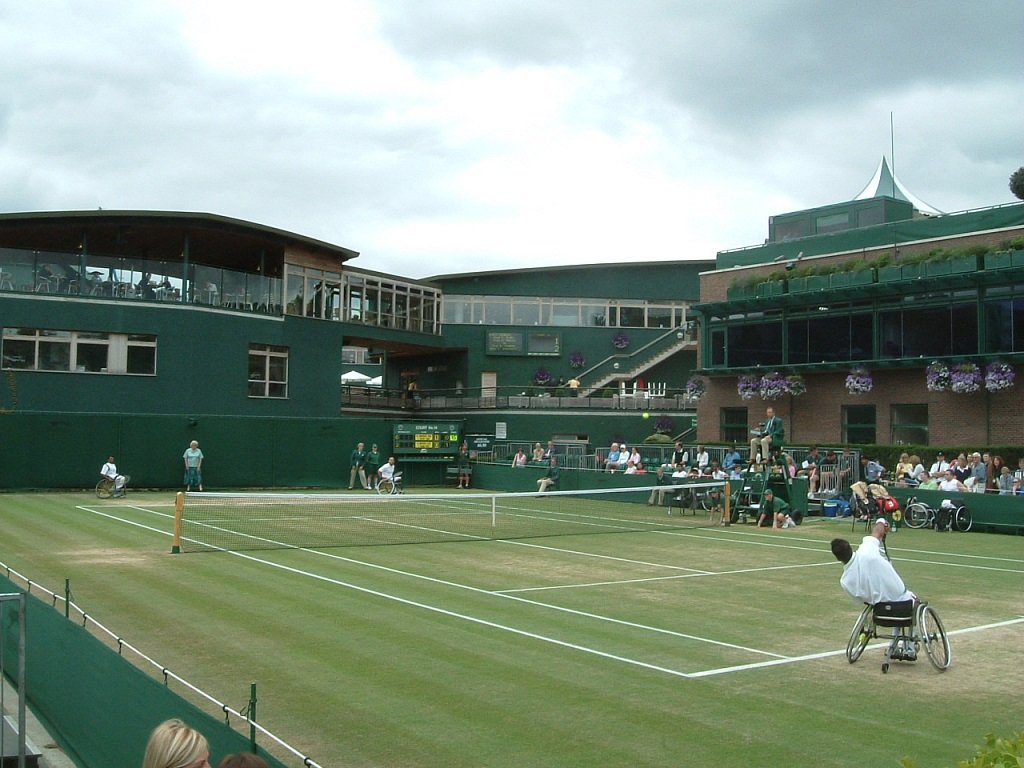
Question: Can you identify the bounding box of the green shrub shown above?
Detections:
[900,731,1024,768]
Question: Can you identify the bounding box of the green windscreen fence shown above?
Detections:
[0,575,289,768]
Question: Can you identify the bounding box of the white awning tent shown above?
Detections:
[367,375,383,387]
[341,370,372,383]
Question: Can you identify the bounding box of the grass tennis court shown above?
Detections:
[4,490,1023,767]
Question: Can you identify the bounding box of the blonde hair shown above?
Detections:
[143,719,209,768]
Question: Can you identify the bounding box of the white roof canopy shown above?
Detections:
[854,156,942,215]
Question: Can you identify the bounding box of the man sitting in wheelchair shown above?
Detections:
[100,455,128,498]
[831,519,917,658]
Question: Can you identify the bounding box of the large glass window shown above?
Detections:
[880,303,978,358]
[248,344,288,398]
[726,322,783,367]
[788,312,874,364]
[984,296,1024,353]
[891,404,928,445]
[843,405,876,444]
[1,328,156,375]
[441,296,687,329]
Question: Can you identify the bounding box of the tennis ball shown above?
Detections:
[642,412,650,419]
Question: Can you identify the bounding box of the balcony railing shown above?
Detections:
[341,383,701,412]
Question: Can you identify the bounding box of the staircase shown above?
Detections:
[579,327,695,397]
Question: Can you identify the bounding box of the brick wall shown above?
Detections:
[696,367,1020,447]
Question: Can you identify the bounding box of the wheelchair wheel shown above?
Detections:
[917,603,951,671]
[846,604,874,663]
[904,502,931,529]
[953,505,973,533]
[376,478,396,495]
[95,478,114,499]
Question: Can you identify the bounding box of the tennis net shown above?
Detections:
[173,482,729,552]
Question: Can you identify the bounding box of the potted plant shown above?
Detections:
[984,361,1015,392]
[684,376,706,401]
[533,367,553,386]
[568,351,586,369]
[612,331,630,350]
[737,374,760,401]
[845,367,873,394]
[925,361,950,392]
[949,363,982,394]
[784,374,806,396]
[758,371,788,400]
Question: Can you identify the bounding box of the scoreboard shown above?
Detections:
[393,422,463,456]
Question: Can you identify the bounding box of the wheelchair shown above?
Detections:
[846,599,951,673]
[375,472,404,495]
[95,474,130,499]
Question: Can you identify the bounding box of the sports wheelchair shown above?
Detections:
[846,599,951,673]
[375,472,404,495]
[95,474,130,499]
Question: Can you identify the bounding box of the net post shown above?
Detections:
[491,495,497,528]
[723,481,731,526]
[172,492,184,553]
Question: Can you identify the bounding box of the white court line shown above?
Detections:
[690,616,1024,678]
[76,502,1024,682]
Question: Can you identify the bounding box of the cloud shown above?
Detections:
[0,0,1021,277]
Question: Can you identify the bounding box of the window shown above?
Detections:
[1,328,156,375]
[984,296,1024,353]
[248,344,288,398]
[720,407,748,444]
[843,405,876,444]
[891,404,928,445]
[726,322,783,367]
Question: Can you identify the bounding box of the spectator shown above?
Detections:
[969,451,988,493]
[606,443,624,472]
[142,719,209,768]
[182,440,204,492]
[798,446,821,495]
[722,444,742,471]
[670,441,688,469]
[537,457,560,493]
[627,445,642,468]
[837,448,856,486]
[541,440,556,461]
[917,471,939,490]
[929,452,950,475]
[997,465,1014,495]
[893,452,915,486]
[532,442,545,462]
[348,441,369,490]
[511,447,528,467]
[907,455,925,486]
[456,443,471,488]
[784,454,798,479]
[623,460,638,475]
[218,754,269,768]
[694,445,709,471]
[566,375,581,393]
[951,454,970,483]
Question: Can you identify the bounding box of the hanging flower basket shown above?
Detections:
[568,351,586,369]
[612,332,630,350]
[784,374,806,396]
[533,367,553,386]
[654,416,675,435]
[925,361,951,392]
[758,371,788,400]
[845,367,873,395]
[737,374,760,400]
[949,363,982,394]
[984,361,1015,392]
[684,376,706,400]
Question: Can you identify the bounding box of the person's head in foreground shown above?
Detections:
[830,538,853,564]
[218,754,270,768]
[143,719,209,768]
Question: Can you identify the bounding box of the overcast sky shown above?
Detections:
[1,1,1021,278]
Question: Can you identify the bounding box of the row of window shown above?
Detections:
[1,328,290,400]
[707,293,1024,368]
[442,296,689,328]
[720,404,923,445]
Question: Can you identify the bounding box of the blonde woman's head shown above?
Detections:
[143,719,209,768]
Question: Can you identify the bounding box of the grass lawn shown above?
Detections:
[2,490,1022,767]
